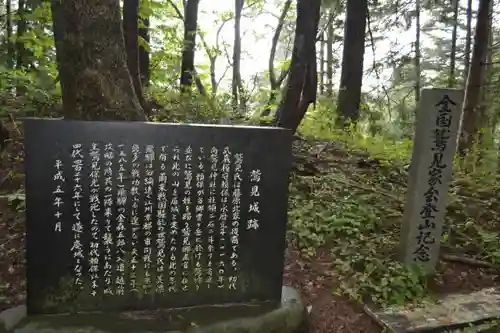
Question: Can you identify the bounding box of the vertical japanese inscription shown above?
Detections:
[247,169,261,230]
[52,159,65,233]
[88,143,100,296]
[71,144,84,288]
[27,119,292,315]
[229,153,243,290]
[412,95,455,263]
[103,144,114,295]
[130,144,141,292]
[218,147,231,289]
[193,147,205,290]
[143,145,155,294]
[206,147,218,287]
[115,145,127,295]
[156,146,168,294]
[168,146,181,292]
[181,147,193,292]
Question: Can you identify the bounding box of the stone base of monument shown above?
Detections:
[1,286,307,333]
[363,287,500,332]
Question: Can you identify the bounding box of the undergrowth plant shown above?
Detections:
[288,100,500,307]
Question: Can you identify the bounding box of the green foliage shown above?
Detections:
[289,98,500,308]
[288,167,428,307]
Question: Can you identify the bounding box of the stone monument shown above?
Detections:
[399,88,464,273]
[0,119,306,333]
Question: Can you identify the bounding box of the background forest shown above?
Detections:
[1,0,500,331]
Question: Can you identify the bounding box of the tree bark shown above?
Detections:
[261,0,292,117]
[448,0,459,88]
[6,0,13,69]
[123,0,146,110]
[180,0,200,92]
[16,0,27,70]
[15,0,28,96]
[326,10,334,97]
[336,0,368,126]
[232,0,244,112]
[319,32,324,95]
[50,0,146,121]
[275,0,321,134]
[458,0,492,155]
[139,16,150,87]
[414,0,421,103]
[166,0,209,96]
[464,0,473,84]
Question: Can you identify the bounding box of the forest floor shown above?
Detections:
[1,127,500,332]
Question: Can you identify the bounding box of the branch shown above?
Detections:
[366,4,397,118]
[442,254,500,270]
[316,10,336,41]
[269,0,292,89]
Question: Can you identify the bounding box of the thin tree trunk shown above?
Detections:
[123,0,146,110]
[336,0,368,126]
[477,0,493,165]
[464,0,473,84]
[448,0,459,88]
[326,10,334,97]
[180,0,200,92]
[139,16,150,87]
[232,0,244,113]
[50,0,146,120]
[414,0,421,103]
[458,0,492,156]
[320,32,325,95]
[261,0,292,117]
[6,0,13,69]
[16,0,27,96]
[166,0,209,97]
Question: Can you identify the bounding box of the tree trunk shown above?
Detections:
[166,0,208,97]
[232,0,244,113]
[477,0,493,165]
[275,0,321,134]
[6,0,13,69]
[448,0,459,88]
[50,0,146,121]
[464,0,473,84]
[319,32,325,95]
[458,0,492,155]
[139,16,150,87]
[15,0,28,96]
[123,0,146,110]
[261,0,292,117]
[414,0,421,103]
[16,0,27,69]
[326,10,334,97]
[180,0,200,92]
[336,0,368,126]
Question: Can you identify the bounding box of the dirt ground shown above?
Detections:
[282,245,499,332]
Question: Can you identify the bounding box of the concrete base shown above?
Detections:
[1,286,307,333]
[364,287,500,332]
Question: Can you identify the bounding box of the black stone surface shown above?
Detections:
[23,119,292,315]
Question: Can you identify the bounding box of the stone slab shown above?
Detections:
[23,119,292,315]
[364,287,500,332]
[399,88,464,273]
[9,286,306,333]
